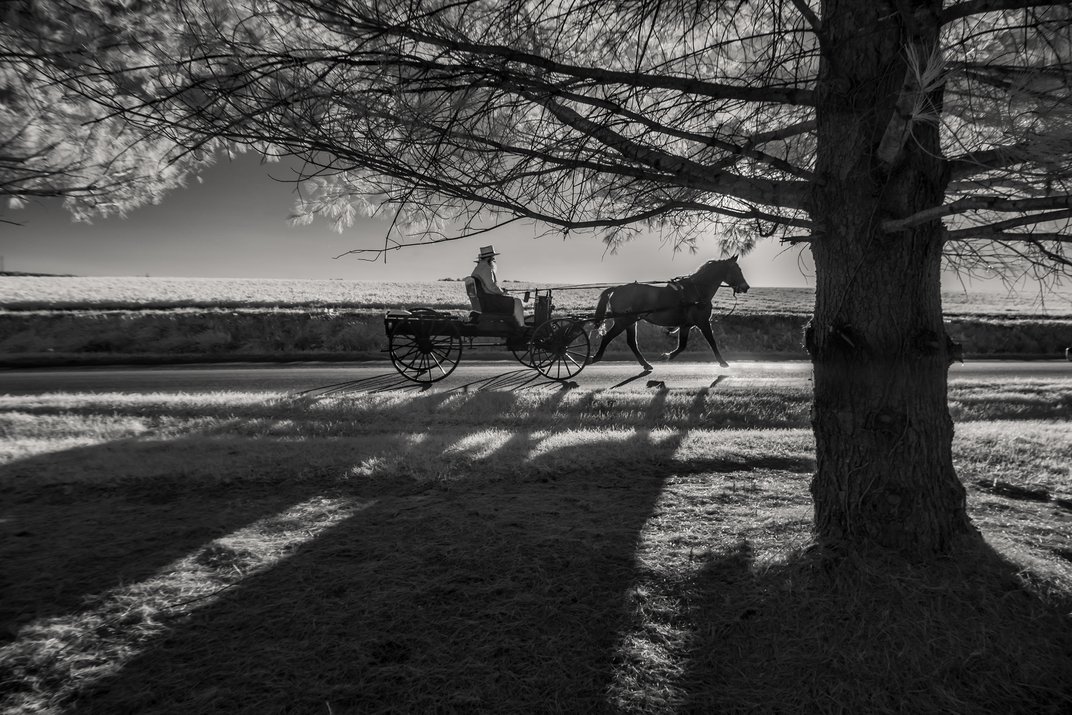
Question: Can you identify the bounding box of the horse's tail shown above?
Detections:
[592,287,614,335]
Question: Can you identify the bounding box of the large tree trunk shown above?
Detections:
[808,0,974,556]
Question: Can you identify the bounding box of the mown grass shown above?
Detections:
[1,377,1070,713]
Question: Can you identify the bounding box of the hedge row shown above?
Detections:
[1,310,1069,364]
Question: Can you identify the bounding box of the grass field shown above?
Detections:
[4,276,1072,317]
[1,375,1070,713]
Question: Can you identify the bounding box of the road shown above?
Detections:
[1,360,1069,396]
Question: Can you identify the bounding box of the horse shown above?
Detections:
[587,256,750,371]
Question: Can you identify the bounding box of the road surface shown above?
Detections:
[1,360,1069,396]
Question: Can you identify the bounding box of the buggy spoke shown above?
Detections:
[529,318,589,381]
[429,351,445,375]
[395,345,421,366]
[388,318,462,384]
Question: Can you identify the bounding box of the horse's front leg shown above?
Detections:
[698,320,730,368]
[588,319,628,364]
[625,323,654,371]
[663,325,691,360]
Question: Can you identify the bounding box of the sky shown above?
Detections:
[1,155,816,287]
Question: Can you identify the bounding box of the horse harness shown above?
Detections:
[667,276,705,308]
[604,277,704,322]
[666,275,740,321]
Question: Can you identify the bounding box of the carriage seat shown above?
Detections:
[464,276,514,315]
[464,276,522,331]
[464,276,483,315]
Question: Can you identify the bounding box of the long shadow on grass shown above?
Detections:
[2,386,816,712]
[54,436,672,712]
[0,436,333,640]
[659,542,1072,712]
[31,415,808,713]
[294,368,560,397]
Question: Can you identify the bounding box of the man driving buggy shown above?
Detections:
[470,245,525,327]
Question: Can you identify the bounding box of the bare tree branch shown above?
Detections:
[884,195,1072,233]
[526,92,809,210]
[947,142,1040,180]
[945,209,1072,238]
[788,0,822,35]
[314,4,819,106]
[940,0,1069,25]
[744,120,817,146]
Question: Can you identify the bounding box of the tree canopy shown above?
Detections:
[10,0,1070,280]
[0,1,216,222]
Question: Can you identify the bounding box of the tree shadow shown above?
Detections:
[15,385,1056,712]
[3,385,722,660]
[38,422,694,713]
[667,540,1072,712]
[0,376,561,639]
[0,432,353,638]
[1,379,816,711]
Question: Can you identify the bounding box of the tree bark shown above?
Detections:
[808,0,974,555]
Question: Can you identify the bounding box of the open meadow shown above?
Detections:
[4,276,1072,316]
[1,373,1070,713]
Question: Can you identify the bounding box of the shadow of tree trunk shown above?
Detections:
[666,540,1072,712]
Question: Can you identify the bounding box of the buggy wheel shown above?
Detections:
[388,321,462,383]
[529,318,590,381]
[510,341,536,367]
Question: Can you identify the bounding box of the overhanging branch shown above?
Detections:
[327,8,819,107]
[788,0,822,35]
[944,209,1072,239]
[946,142,1041,181]
[883,194,1072,232]
[940,0,1069,25]
[531,92,809,210]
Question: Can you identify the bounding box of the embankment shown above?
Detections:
[2,309,1069,366]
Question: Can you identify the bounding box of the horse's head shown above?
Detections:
[724,255,750,294]
[696,255,750,294]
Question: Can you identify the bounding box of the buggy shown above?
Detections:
[383,283,591,383]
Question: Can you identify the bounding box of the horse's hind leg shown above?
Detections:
[588,319,629,364]
[698,320,729,368]
[625,323,654,371]
[663,326,691,360]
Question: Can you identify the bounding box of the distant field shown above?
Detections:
[3,276,1072,317]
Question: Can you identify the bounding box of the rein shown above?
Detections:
[719,291,740,320]
[538,267,744,323]
[545,280,673,291]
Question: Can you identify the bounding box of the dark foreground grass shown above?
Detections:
[1,379,1070,713]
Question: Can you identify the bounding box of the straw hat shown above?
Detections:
[476,245,500,261]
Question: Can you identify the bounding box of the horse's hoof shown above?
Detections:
[718,361,730,368]
[641,364,654,372]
